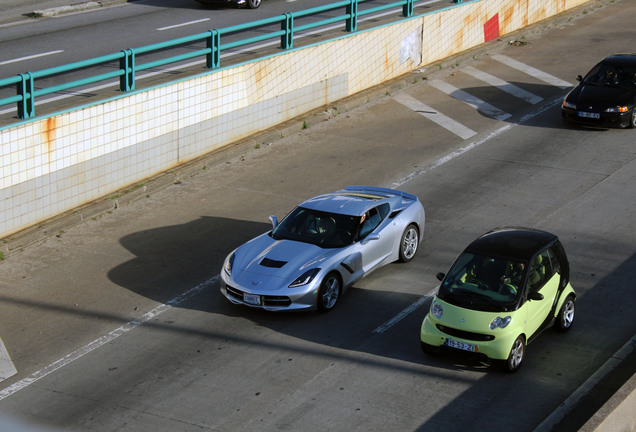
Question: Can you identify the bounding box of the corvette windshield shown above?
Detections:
[437,252,526,312]
[271,207,359,248]
[584,63,636,90]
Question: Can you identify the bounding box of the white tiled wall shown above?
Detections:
[0,0,588,239]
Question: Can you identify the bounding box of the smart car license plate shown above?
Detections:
[577,111,600,119]
[445,338,475,352]
[244,293,261,305]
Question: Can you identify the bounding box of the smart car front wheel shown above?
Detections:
[556,295,576,332]
[503,336,525,373]
[317,272,341,313]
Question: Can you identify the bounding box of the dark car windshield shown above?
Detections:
[270,207,359,248]
[583,63,636,90]
[437,252,526,312]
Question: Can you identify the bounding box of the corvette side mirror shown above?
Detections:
[361,233,380,245]
[269,215,278,229]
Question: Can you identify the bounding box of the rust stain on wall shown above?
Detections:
[43,117,56,155]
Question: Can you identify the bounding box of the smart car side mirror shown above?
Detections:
[269,215,278,229]
[528,291,544,301]
[436,272,445,282]
[576,75,583,82]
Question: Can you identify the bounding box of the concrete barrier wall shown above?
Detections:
[0,0,588,239]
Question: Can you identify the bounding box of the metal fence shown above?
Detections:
[0,0,465,121]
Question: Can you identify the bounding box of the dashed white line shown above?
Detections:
[0,276,217,401]
[373,287,437,334]
[157,18,210,31]
[0,50,64,66]
[492,54,572,89]
[393,93,477,139]
[429,79,512,121]
[463,65,543,104]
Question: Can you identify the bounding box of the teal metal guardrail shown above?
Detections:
[0,0,439,121]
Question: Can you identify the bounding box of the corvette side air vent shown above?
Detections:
[260,257,287,268]
[389,209,403,218]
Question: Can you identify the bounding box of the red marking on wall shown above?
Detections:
[484,13,500,42]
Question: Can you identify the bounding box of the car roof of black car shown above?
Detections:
[465,227,558,262]
[601,53,636,66]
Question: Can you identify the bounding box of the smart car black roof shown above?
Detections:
[601,53,636,66]
[464,227,558,262]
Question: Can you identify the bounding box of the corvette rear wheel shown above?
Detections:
[503,336,525,373]
[317,272,341,313]
[556,295,575,332]
[398,224,419,263]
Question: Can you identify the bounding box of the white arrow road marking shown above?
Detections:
[0,337,17,382]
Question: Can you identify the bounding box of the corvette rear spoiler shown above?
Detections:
[344,185,418,202]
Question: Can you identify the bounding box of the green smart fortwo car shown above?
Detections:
[420,227,576,372]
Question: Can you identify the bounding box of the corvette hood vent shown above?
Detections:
[260,257,287,268]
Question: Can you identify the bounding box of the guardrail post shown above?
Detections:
[17,73,35,119]
[206,29,220,69]
[346,0,358,33]
[281,13,294,49]
[119,49,135,92]
[403,0,414,17]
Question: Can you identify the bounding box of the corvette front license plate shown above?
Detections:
[244,293,261,305]
[578,111,600,119]
[445,338,475,352]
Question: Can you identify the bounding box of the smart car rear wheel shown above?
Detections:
[556,295,575,332]
[399,224,419,263]
[317,272,341,313]
[503,336,525,373]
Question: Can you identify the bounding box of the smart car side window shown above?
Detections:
[527,250,554,294]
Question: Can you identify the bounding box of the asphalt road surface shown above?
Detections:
[1,1,635,431]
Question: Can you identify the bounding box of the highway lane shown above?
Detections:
[0,0,450,120]
[1,1,635,431]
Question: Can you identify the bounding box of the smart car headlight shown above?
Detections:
[223,252,236,277]
[431,300,443,320]
[490,316,511,330]
[289,268,320,288]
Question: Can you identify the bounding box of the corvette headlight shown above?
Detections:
[490,316,511,330]
[605,106,629,113]
[289,269,320,288]
[562,99,576,110]
[223,252,235,277]
[431,300,443,320]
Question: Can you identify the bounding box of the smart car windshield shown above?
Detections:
[270,207,359,248]
[437,252,525,312]
[583,63,636,90]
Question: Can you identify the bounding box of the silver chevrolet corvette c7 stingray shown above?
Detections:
[220,186,426,312]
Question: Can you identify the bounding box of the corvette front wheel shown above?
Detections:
[398,224,419,263]
[317,272,341,313]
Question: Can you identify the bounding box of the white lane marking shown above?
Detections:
[534,333,636,432]
[373,287,438,334]
[157,19,210,31]
[0,338,17,382]
[492,54,572,89]
[463,65,543,104]
[393,93,477,139]
[390,95,565,188]
[0,50,64,66]
[429,79,512,121]
[0,276,217,401]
